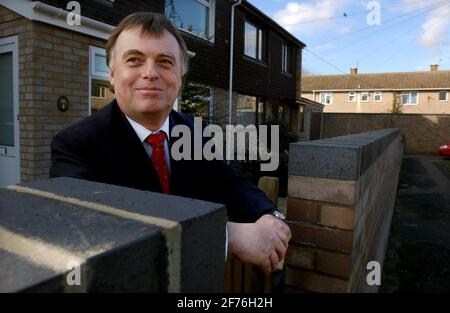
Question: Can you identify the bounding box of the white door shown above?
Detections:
[0,36,20,186]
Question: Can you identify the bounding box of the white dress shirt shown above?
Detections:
[125,115,171,174]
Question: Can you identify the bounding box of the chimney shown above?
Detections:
[430,64,439,72]
[350,67,358,75]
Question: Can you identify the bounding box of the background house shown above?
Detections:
[301,65,450,114]
[0,0,306,186]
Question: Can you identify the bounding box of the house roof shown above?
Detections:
[301,70,450,92]
[241,0,306,48]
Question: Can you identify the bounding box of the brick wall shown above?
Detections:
[1,5,105,181]
[322,113,450,155]
[285,129,403,292]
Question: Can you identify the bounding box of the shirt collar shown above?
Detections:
[125,114,170,143]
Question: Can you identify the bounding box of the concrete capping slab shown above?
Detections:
[0,177,226,292]
[289,128,400,180]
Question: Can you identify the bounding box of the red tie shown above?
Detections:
[145,131,170,194]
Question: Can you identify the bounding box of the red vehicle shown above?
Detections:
[438,142,450,157]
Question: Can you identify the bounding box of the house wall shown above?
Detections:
[303,90,450,114]
[322,113,450,155]
[1,5,105,181]
[40,0,301,102]
[233,8,299,101]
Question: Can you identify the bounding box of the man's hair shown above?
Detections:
[106,12,189,76]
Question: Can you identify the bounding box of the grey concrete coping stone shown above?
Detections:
[289,128,400,180]
[0,177,226,293]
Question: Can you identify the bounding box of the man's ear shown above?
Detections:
[109,70,115,94]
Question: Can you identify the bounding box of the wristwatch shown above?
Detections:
[270,210,286,221]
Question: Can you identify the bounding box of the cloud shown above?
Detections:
[273,0,351,35]
[396,0,450,50]
[417,4,450,50]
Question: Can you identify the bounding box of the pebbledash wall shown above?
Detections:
[284,129,403,292]
[322,113,450,155]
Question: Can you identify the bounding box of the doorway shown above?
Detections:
[0,36,20,186]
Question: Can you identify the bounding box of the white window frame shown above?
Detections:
[244,20,264,61]
[320,92,332,105]
[374,91,382,102]
[89,46,109,115]
[439,91,448,102]
[281,44,289,73]
[89,46,109,79]
[401,91,419,105]
[360,92,369,103]
[348,92,356,102]
[166,0,216,42]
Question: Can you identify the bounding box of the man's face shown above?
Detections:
[109,27,183,123]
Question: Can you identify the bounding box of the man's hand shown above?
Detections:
[227,215,291,276]
[256,213,291,250]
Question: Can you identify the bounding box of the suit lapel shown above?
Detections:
[111,101,162,192]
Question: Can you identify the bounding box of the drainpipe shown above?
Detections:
[228,0,242,127]
[226,0,242,164]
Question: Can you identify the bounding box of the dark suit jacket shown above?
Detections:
[49,100,276,222]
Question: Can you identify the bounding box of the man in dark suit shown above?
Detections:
[50,12,290,276]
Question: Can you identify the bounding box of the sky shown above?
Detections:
[247,0,450,74]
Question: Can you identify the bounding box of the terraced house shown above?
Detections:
[0,0,306,186]
[301,65,450,114]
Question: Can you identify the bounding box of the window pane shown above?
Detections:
[0,52,14,146]
[282,45,288,72]
[257,100,265,124]
[258,29,263,60]
[321,93,331,104]
[95,53,109,74]
[410,92,417,104]
[402,94,409,104]
[244,22,257,58]
[91,79,113,113]
[167,0,208,38]
[439,91,447,101]
[237,95,257,126]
